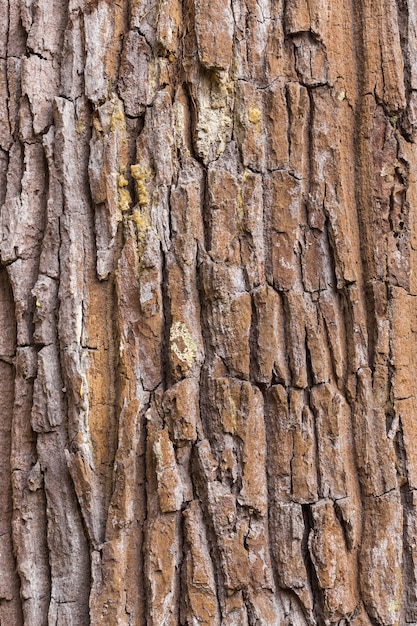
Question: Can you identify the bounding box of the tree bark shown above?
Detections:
[1,0,417,624]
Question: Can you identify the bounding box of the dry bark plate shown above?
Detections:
[0,0,417,624]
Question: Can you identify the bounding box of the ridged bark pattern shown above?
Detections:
[1,0,417,624]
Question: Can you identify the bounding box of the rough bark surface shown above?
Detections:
[1,0,417,624]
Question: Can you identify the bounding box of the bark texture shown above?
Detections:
[1,0,417,624]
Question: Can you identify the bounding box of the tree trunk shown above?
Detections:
[1,0,417,624]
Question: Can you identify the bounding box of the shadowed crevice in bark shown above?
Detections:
[0,268,22,626]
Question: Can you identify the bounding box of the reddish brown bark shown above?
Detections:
[1,0,417,624]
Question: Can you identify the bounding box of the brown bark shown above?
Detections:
[1,0,417,624]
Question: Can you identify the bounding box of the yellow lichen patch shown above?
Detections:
[248,107,262,125]
[131,164,151,208]
[129,208,151,241]
[117,173,131,213]
[118,188,131,213]
[170,321,197,369]
[118,173,128,188]
[75,116,86,134]
[110,108,125,132]
[337,90,346,101]
[130,164,142,179]
[128,204,159,274]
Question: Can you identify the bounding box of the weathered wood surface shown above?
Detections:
[1,0,417,624]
